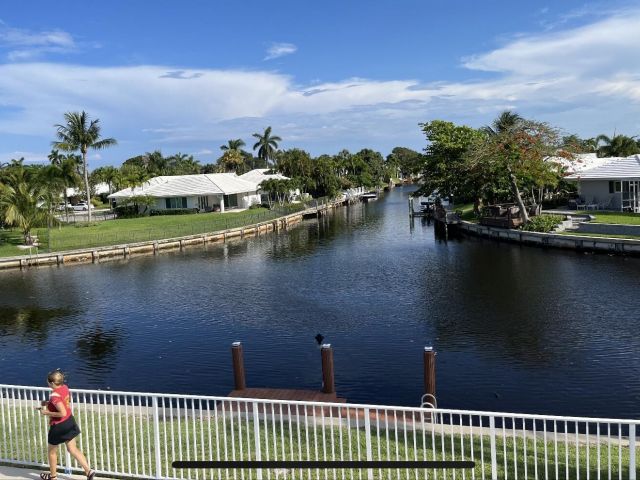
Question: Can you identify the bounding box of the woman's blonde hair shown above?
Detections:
[47,369,65,386]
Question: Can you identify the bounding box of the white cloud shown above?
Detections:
[264,42,297,60]
[0,22,77,60]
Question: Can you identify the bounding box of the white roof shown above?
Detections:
[547,153,616,175]
[565,155,640,181]
[239,169,289,187]
[108,174,258,199]
[67,182,110,197]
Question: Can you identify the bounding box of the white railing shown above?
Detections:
[1,384,638,479]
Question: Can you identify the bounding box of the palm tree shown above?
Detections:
[252,127,282,168]
[220,139,246,152]
[0,166,55,245]
[52,111,117,222]
[595,134,639,158]
[481,110,524,136]
[46,149,80,222]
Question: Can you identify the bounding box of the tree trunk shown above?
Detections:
[82,149,92,222]
[64,190,69,223]
[507,166,529,223]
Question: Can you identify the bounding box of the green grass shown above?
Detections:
[579,211,640,225]
[0,206,305,257]
[1,405,636,479]
[558,231,640,240]
[456,203,476,222]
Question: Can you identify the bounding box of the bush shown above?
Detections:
[149,208,199,216]
[90,198,101,207]
[248,203,262,210]
[114,205,142,219]
[521,214,564,233]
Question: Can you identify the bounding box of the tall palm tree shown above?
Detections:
[220,139,246,152]
[52,111,117,222]
[46,149,79,222]
[595,134,639,158]
[252,127,282,168]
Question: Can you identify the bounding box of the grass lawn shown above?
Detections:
[0,206,305,257]
[558,231,640,241]
[456,203,476,221]
[1,404,635,479]
[579,211,640,225]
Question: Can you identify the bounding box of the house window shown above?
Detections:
[223,194,238,208]
[609,181,621,193]
[165,197,188,209]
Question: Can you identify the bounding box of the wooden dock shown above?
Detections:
[229,387,346,403]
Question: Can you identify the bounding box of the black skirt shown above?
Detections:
[48,416,81,445]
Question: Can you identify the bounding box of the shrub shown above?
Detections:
[149,208,199,216]
[90,198,101,207]
[521,214,564,233]
[248,203,262,210]
[114,205,142,219]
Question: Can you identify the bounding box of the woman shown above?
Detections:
[38,369,96,480]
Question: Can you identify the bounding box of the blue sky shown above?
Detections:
[0,0,639,167]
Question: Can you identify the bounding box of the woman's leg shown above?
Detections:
[47,444,58,477]
[65,438,91,475]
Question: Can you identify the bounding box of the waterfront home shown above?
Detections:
[546,153,615,175]
[240,168,300,201]
[108,173,261,212]
[565,154,640,212]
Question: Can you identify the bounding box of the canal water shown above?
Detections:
[1,186,639,418]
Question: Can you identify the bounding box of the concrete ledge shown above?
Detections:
[459,221,640,255]
[573,222,640,236]
[0,211,307,271]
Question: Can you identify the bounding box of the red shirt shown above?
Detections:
[47,385,72,425]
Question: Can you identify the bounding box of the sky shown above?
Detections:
[0,0,639,168]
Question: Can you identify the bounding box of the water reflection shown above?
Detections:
[0,306,76,344]
[74,325,122,372]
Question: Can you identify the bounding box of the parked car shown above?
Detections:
[56,203,72,211]
[72,202,94,211]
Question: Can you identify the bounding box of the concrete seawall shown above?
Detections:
[0,211,307,271]
[459,221,640,255]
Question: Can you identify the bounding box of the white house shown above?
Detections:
[108,173,261,212]
[240,169,299,200]
[546,153,615,176]
[565,155,640,212]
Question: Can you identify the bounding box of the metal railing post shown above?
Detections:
[630,424,636,480]
[364,407,373,480]
[253,402,263,480]
[152,395,162,479]
[490,416,498,480]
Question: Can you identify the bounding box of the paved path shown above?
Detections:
[0,466,95,479]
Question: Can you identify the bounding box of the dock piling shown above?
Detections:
[423,346,436,400]
[321,344,335,394]
[231,341,246,390]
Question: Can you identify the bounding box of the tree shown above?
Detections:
[417,120,484,204]
[217,150,244,173]
[91,166,121,194]
[167,153,200,175]
[386,147,424,179]
[252,127,282,167]
[468,116,562,223]
[220,139,246,152]
[46,150,80,222]
[595,134,639,158]
[276,148,314,193]
[53,111,117,222]
[0,165,55,245]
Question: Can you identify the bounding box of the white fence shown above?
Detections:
[1,384,638,479]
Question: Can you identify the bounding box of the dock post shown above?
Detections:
[321,344,335,394]
[423,346,436,401]
[231,341,246,390]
